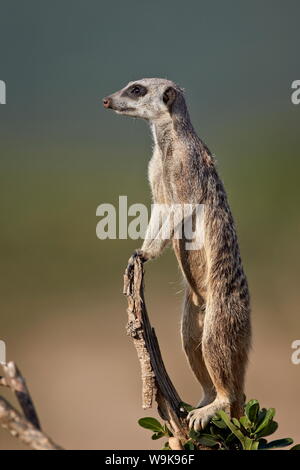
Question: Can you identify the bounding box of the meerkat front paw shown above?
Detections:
[187,399,230,431]
[126,249,148,272]
[133,249,149,262]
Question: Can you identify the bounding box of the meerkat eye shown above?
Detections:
[130,86,142,96]
[125,84,147,98]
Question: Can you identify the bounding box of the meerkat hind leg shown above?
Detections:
[187,302,248,431]
[181,288,216,409]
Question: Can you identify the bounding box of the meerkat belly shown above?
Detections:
[172,238,208,303]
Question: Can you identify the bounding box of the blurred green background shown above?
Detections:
[0,0,299,449]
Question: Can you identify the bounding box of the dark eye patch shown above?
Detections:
[122,84,147,99]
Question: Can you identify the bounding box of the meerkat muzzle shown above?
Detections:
[102,97,112,109]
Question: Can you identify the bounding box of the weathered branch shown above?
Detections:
[123,258,156,409]
[123,257,190,445]
[2,362,41,429]
[0,362,62,450]
[0,396,61,450]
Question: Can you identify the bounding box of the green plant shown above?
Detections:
[138,417,172,449]
[138,417,172,441]
[138,399,300,450]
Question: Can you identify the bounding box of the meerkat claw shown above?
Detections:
[188,400,230,432]
[187,408,210,431]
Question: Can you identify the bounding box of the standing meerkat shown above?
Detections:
[103,78,251,431]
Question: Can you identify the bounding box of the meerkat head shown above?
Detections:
[103,78,186,122]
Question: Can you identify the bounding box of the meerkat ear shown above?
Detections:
[163,87,177,108]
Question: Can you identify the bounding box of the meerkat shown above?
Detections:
[103,78,251,431]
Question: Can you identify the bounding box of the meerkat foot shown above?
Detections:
[196,394,216,409]
[188,398,230,431]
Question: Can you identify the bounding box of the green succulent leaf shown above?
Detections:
[163,424,172,437]
[197,433,219,448]
[138,417,164,433]
[151,431,165,440]
[239,415,252,431]
[232,418,241,428]
[162,442,171,450]
[211,415,228,429]
[256,408,267,428]
[290,444,300,450]
[258,438,268,449]
[210,425,227,441]
[189,428,201,440]
[263,438,293,449]
[255,408,275,434]
[225,432,239,444]
[217,410,247,448]
[241,437,256,450]
[184,440,195,450]
[250,441,260,450]
[245,399,260,423]
[255,420,278,438]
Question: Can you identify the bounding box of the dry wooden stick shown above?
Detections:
[123,256,190,445]
[0,396,61,450]
[2,362,41,429]
[0,361,62,450]
[123,257,156,409]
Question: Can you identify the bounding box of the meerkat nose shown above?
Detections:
[103,97,112,109]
